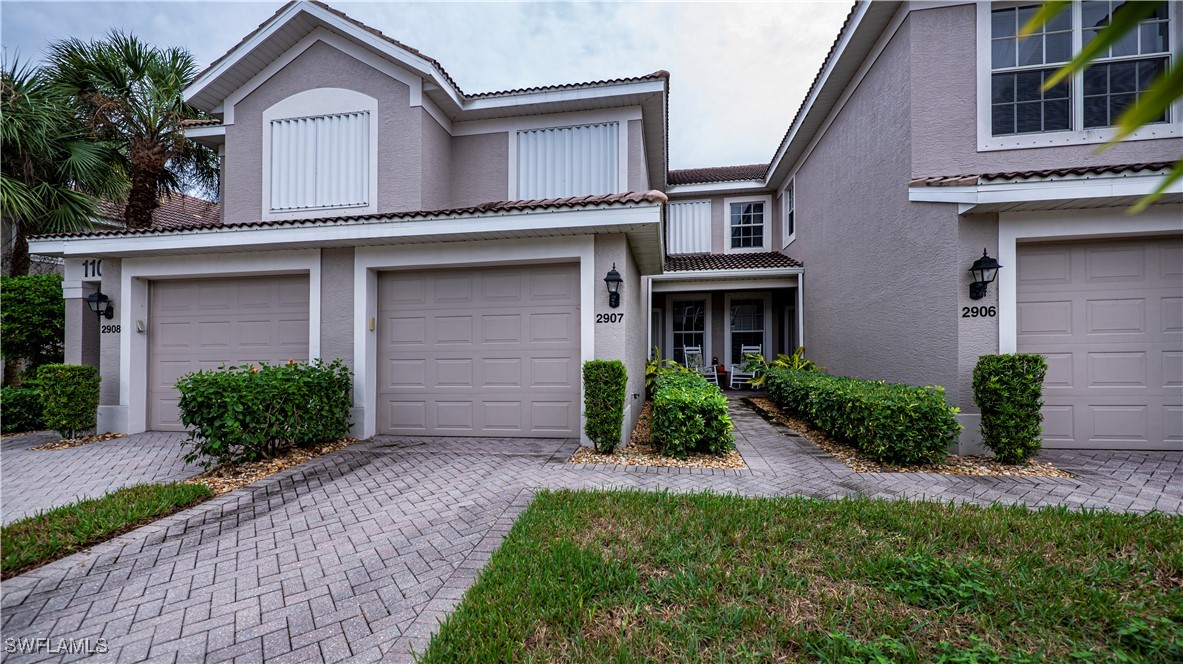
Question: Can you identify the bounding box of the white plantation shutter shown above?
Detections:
[667,200,712,254]
[270,111,368,211]
[517,122,618,199]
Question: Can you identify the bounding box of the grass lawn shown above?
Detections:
[421,490,1182,663]
[1,482,213,578]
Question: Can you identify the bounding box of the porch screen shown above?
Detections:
[672,299,706,365]
[730,298,765,365]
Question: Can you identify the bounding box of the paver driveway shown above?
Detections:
[1,432,202,525]
[1,400,1179,662]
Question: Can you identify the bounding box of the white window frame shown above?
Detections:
[262,88,379,221]
[724,292,772,367]
[780,179,796,248]
[723,194,773,254]
[665,293,713,366]
[975,0,1182,152]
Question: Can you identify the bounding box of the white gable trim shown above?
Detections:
[221,28,423,126]
[908,172,1181,213]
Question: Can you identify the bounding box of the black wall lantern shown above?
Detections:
[86,291,115,320]
[968,249,1002,300]
[604,263,623,309]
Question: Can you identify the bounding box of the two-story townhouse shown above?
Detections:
[30,0,1181,453]
[656,0,1180,452]
[30,0,668,444]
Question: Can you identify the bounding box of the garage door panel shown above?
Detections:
[1018,236,1181,450]
[149,276,309,431]
[379,264,580,437]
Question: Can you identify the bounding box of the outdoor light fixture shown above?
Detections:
[86,291,115,320]
[968,249,1002,300]
[604,263,623,309]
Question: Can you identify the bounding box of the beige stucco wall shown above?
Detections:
[320,248,354,370]
[225,41,423,223]
[594,234,645,447]
[98,259,121,409]
[627,119,648,191]
[420,109,453,210]
[452,133,509,207]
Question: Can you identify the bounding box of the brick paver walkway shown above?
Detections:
[1,432,202,525]
[1,400,1179,662]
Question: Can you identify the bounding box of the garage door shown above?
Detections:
[149,276,310,431]
[378,264,581,437]
[1016,237,1181,450]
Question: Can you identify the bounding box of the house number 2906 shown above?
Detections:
[961,306,996,318]
[596,313,624,324]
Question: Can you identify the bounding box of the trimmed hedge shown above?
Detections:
[176,359,352,468]
[583,360,628,453]
[765,369,960,465]
[972,354,1048,463]
[0,274,65,382]
[36,364,100,439]
[1,387,43,433]
[650,372,734,458]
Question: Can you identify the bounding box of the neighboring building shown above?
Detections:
[30,0,1181,452]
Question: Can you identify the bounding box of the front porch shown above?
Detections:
[646,256,802,377]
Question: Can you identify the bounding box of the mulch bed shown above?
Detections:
[569,402,746,470]
[30,432,127,451]
[186,438,359,494]
[747,397,1072,478]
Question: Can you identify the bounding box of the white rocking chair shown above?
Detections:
[683,346,718,385]
[729,345,763,389]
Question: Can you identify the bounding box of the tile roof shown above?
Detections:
[667,164,769,186]
[93,194,221,231]
[909,162,1178,187]
[664,252,802,272]
[180,118,222,127]
[35,191,667,240]
[194,1,666,103]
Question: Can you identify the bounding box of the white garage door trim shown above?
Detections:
[354,237,596,442]
[119,250,321,434]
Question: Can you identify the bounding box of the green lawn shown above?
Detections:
[1,482,213,578]
[420,490,1182,663]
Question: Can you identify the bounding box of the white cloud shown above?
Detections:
[1,0,852,169]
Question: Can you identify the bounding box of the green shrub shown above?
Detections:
[972,354,1048,463]
[650,372,734,458]
[176,359,352,468]
[745,346,823,387]
[35,364,100,439]
[765,369,960,465]
[644,347,691,397]
[0,386,43,433]
[583,360,628,453]
[0,274,65,384]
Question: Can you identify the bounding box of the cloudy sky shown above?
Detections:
[1,0,852,169]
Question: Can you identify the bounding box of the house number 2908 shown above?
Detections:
[596,313,624,324]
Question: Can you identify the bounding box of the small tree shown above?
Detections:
[37,364,100,439]
[1,274,65,385]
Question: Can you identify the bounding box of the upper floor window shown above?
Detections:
[516,122,619,199]
[262,88,378,219]
[667,200,712,254]
[724,196,770,253]
[781,180,795,245]
[270,112,370,211]
[989,1,1172,138]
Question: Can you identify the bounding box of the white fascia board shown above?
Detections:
[650,267,803,281]
[459,80,665,114]
[28,205,662,257]
[666,181,768,196]
[763,0,874,186]
[908,173,1182,210]
[183,1,306,103]
[183,125,225,140]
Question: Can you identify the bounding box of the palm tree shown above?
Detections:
[46,31,218,229]
[1,60,126,276]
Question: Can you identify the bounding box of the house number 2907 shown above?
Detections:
[596,313,624,324]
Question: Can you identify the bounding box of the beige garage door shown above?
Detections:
[149,276,310,431]
[378,264,581,437]
[1016,236,1181,450]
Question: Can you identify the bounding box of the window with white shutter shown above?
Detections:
[516,122,619,199]
[269,111,369,211]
